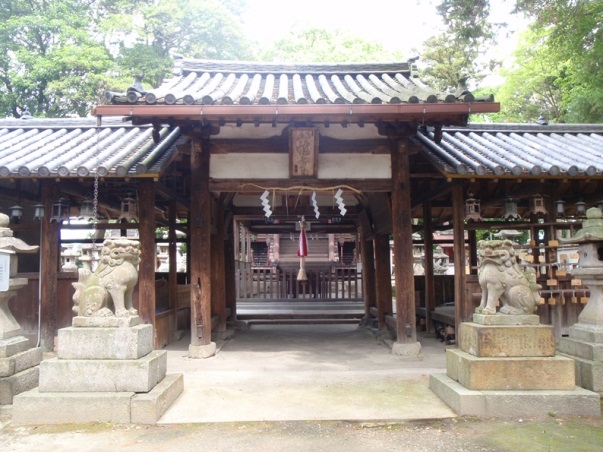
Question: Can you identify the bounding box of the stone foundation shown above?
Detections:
[13,321,183,424]
[430,314,601,417]
[559,324,603,394]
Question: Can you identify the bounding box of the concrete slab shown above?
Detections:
[159,324,457,423]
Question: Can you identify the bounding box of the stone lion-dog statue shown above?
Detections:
[72,239,141,317]
[476,239,540,315]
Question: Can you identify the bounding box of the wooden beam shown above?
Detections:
[137,179,156,330]
[423,200,435,337]
[391,139,417,343]
[168,200,178,333]
[224,215,237,323]
[211,199,227,332]
[39,183,59,351]
[360,228,376,320]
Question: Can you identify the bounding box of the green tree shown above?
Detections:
[257,26,405,63]
[0,0,113,118]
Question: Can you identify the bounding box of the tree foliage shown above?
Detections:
[258,26,405,63]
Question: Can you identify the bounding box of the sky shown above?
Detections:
[242,0,528,59]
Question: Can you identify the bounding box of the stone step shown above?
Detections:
[446,349,575,391]
[0,365,39,405]
[561,352,603,394]
[558,336,603,362]
[429,373,601,417]
[0,336,30,359]
[0,347,42,377]
[131,374,184,424]
[39,350,166,393]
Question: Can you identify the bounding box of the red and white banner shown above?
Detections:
[297,227,308,257]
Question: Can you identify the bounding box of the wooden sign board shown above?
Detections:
[289,128,319,178]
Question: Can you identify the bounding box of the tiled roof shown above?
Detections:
[417,123,603,177]
[108,59,481,106]
[0,117,181,178]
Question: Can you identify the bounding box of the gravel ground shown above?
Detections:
[2,415,603,451]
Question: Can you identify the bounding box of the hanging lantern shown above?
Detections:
[33,204,45,221]
[464,193,482,222]
[50,198,70,223]
[79,199,94,220]
[529,194,547,216]
[575,200,587,217]
[9,205,23,223]
[556,199,566,217]
[297,216,308,281]
[503,198,521,220]
[118,194,138,222]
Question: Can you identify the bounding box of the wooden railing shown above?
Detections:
[236,266,362,301]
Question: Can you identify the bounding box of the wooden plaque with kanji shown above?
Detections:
[289,127,319,178]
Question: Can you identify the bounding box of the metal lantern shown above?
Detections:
[33,204,45,221]
[503,198,521,220]
[9,205,23,223]
[556,199,566,217]
[464,193,483,222]
[50,198,70,223]
[118,195,138,222]
[529,194,547,216]
[575,200,587,217]
[79,199,94,220]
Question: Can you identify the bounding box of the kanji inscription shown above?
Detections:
[289,128,318,178]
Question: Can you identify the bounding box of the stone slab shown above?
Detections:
[0,336,30,358]
[459,323,555,357]
[446,349,575,391]
[39,350,167,393]
[0,366,39,405]
[568,323,603,343]
[472,314,540,326]
[189,342,216,359]
[558,336,603,362]
[131,373,184,424]
[72,315,140,328]
[12,388,134,424]
[429,373,601,417]
[0,347,42,377]
[57,324,153,360]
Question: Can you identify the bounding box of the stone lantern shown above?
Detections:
[559,207,603,393]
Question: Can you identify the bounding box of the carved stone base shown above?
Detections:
[58,325,153,360]
[72,315,141,328]
[472,313,540,326]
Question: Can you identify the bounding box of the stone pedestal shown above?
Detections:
[430,314,601,417]
[13,317,183,424]
[558,323,603,394]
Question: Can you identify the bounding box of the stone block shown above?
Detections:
[39,350,167,393]
[391,341,422,358]
[558,336,603,362]
[57,325,153,360]
[446,349,575,391]
[0,366,39,405]
[570,354,603,393]
[72,315,140,328]
[131,373,184,424]
[459,323,555,357]
[0,336,30,358]
[568,324,603,344]
[189,342,216,359]
[472,314,540,326]
[0,347,42,377]
[12,389,133,424]
[430,373,601,417]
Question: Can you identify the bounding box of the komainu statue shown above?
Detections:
[72,239,141,317]
[476,239,540,315]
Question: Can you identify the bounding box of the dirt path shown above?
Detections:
[2,415,603,451]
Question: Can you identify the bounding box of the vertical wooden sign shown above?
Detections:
[289,128,319,178]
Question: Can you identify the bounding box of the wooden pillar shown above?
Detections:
[452,184,468,323]
[391,138,419,349]
[212,200,227,332]
[189,136,213,351]
[374,234,391,329]
[224,215,237,321]
[423,200,435,337]
[360,227,376,320]
[168,201,178,332]
[137,179,156,330]
[39,183,59,351]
